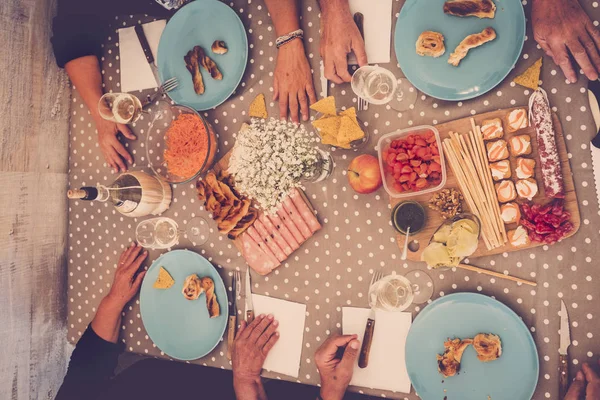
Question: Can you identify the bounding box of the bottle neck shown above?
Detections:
[67,185,109,201]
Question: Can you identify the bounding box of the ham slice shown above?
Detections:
[276,208,305,244]
[258,214,293,255]
[290,188,321,233]
[282,197,312,240]
[251,222,286,262]
[267,213,300,250]
[245,226,282,264]
[240,232,278,275]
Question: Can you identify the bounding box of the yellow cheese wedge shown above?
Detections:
[153,266,175,289]
[248,93,268,119]
[310,96,337,116]
[513,58,542,90]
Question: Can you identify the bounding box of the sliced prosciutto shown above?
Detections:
[266,213,300,250]
[240,232,279,275]
[258,214,293,255]
[290,188,321,233]
[276,207,305,243]
[251,221,287,262]
[282,197,312,240]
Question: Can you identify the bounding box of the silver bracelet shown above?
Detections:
[276,29,304,49]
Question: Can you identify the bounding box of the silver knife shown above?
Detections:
[134,24,161,87]
[319,60,328,99]
[586,79,600,208]
[558,300,571,400]
[245,268,255,323]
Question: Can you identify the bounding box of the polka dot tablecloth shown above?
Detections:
[67,1,600,398]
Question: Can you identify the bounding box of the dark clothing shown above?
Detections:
[51,0,171,67]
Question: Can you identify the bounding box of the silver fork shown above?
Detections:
[142,77,179,108]
[227,270,242,360]
[358,269,383,368]
[357,96,368,112]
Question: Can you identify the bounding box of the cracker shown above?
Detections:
[310,96,337,116]
[249,93,268,119]
[514,58,542,90]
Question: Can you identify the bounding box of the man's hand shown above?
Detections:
[564,360,600,400]
[319,0,367,84]
[95,116,136,173]
[314,334,360,400]
[106,243,147,309]
[273,39,317,123]
[532,0,600,82]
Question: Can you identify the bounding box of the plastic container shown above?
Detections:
[377,125,446,199]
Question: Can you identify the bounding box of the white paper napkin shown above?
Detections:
[348,0,393,64]
[252,294,307,378]
[342,307,412,393]
[118,20,166,92]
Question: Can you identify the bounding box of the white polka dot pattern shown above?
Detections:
[66,1,600,398]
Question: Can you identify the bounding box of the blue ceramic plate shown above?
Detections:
[140,250,228,360]
[405,293,539,400]
[157,0,248,110]
[394,0,525,101]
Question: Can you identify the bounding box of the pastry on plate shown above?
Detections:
[200,276,220,318]
[489,159,511,181]
[508,225,530,248]
[448,27,496,67]
[182,274,203,300]
[153,266,175,289]
[515,157,536,179]
[516,178,539,200]
[473,333,502,362]
[211,40,228,55]
[195,46,223,80]
[184,48,205,95]
[486,139,509,162]
[500,202,521,224]
[505,108,528,132]
[481,118,504,140]
[509,134,532,156]
[496,180,517,202]
[416,31,446,58]
[443,0,496,18]
[437,338,473,378]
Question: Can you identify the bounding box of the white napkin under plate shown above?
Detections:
[252,294,307,378]
[342,307,412,393]
[348,0,393,64]
[118,20,166,92]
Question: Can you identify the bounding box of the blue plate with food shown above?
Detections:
[157,0,248,110]
[405,292,538,400]
[394,0,525,101]
[140,249,228,360]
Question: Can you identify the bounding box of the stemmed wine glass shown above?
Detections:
[98,92,144,124]
[136,216,210,249]
[369,270,434,311]
[351,65,417,112]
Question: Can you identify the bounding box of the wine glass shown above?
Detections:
[136,216,210,249]
[98,92,143,124]
[369,271,434,311]
[351,66,417,112]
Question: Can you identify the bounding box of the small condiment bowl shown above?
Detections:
[391,200,426,235]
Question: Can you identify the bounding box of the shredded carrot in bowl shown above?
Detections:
[163,113,209,178]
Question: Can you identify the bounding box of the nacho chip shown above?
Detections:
[153,266,175,289]
[338,115,365,143]
[310,96,337,115]
[339,107,359,126]
[249,94,268,119]
[514,58,542,90]
[320,132,340,147]
[312,116,341,136]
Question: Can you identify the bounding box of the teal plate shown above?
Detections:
[140,249,228,360]
[394,0,525,101]
[157,0,248,110]
[405,293,539,400]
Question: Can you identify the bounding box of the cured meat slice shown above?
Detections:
[267,213,300,250]
[239,232,279,275]
[281,197,312,240]
[252,221,286,262]
[276,207,305,244]
[245,226,282,264]
[290,189,322,233]
[259,214,293,255]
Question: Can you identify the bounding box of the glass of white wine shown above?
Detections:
[136,216,210,249]
[369,271,434,311]
[98,92,144,124]
[351,66,417,112]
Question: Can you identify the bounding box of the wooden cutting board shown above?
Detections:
[390,107,581,261]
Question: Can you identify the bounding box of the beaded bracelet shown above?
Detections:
[276,29,304,49]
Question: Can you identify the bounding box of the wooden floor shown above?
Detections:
[0,0,71,398]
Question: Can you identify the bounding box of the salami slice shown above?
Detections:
[267,213,300,250]
[252,221,286,262]
[258,213,293,255]
[282,197,312,240]
[276,208,305,244]
[239,232,278,275]
[290,188,321,233]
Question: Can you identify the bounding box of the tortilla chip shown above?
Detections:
[310,96,337,115]
[249,93,268,119]
[312,116,341,136]
[339,107,359,126]
[153,266,175,289]
[514,58,542,90]
[338,115,365,142]
[320,132,339,146]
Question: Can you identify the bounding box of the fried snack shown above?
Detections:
[211,40,228,55]
[473,333,502,362]
[312,106,364,149]
[184,49,205,95]
[514,58,542,90]
[200,277,220,318]
[249,93,268,119]
[182,274,203,300]
[227,207,258,239]
[153,266,175,289]
[416,31,446,58]
[310,96,337,116]
[436,338,473,378]
[195,46,223,80]
[448,27,496,67]
[443,0,496,18]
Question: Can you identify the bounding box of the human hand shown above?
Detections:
[273,39,317,123]
[94,116,136,173]
[106,243,147,309]
[532,0,600,82]
[564,360,600,400]
[319,1,367,84]
[232,314,280,383]
[314,334,360,400]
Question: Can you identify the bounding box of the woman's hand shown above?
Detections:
[532,0,600,82]
[106,243,148,309]
[314,334,360,400]
[273,39,317,123]
[564,360,600,400]
[95,116,136,173]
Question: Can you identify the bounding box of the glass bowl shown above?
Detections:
[145,101,218,184]
[312,112,370,151]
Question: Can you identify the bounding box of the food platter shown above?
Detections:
[405,292,539,400]
[140,250,228,360]
[394,0,525,101]
[157,0,248,110]
[389,107,580,261]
